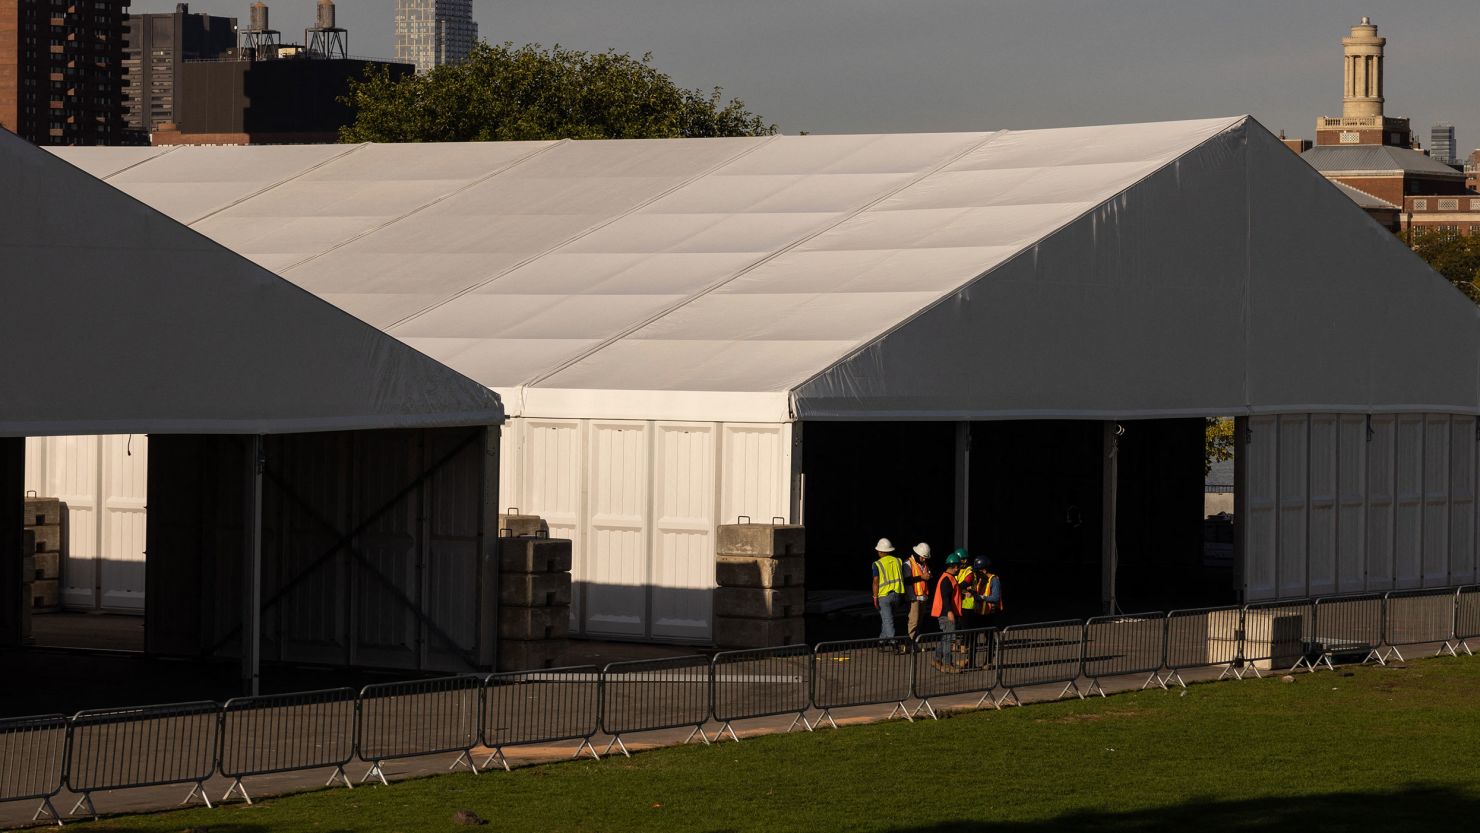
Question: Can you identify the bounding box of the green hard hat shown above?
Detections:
[949,548,969,562]
[944,552,964,566]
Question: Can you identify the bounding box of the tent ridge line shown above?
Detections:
[278,138,572,277]
[185,142,371,227]
[96,145,182,181]
[783,116,1252,401]
[385,134,783,333]
[520,127,1013,391]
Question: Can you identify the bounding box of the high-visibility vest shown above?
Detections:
[874,555,905,598]
[958,566,976,610]
[931,573,962,618]
[973,572,1003,614]
[906,559,930,598]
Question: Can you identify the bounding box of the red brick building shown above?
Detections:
[0,0,129,146]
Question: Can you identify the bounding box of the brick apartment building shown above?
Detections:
[0,0,128,146]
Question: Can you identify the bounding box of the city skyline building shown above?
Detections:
[394,0,475,73]
[0,0,129,145]
[1431,123,1457,165]
[123,3,237,136]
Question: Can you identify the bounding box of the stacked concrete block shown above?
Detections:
[714,522,806,649]
[23,498,62,611]
[496,516,571,672]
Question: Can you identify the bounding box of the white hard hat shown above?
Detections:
[875,538,895,553]
[913,543,932,558]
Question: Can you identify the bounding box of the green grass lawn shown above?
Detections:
[73,657,1480,832]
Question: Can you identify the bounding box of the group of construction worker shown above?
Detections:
[870,538,1002,672]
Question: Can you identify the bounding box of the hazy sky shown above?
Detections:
[132,0,1480,150]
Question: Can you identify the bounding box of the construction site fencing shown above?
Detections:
[1164,606,1242,685]
[65,700,221,817]
[811,638,916,727]
[356,675,482,784]
[911,627,997,716]
[1238,600,1313,674]
[0,714,67,825]
[598,656,712,756]
[1309,594,1385,668]
[1456,586,1480,651]
[995,620,1085,704]
[480,666,601,767]
[1082,613,1166,694]
[1383,588,1461,658]
[709,646,813,740]
[218,688,358,802]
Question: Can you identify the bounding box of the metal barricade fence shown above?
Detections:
[1456,586,1480,654]
[1309,593,1385,669]
[995,620,1085,706]
[66,700,221,818]
[709,646,813,742]
[219,687,358,803]
[356,675,483,785]
[1164,606,1242,686]
[598,656,712,757]
[1238,600,1313,675]
[481,666,601,768]
[1383,588,1461,660]
[1082,613,1166,695]
[911,627,996,717]
[811,638,916,728]
[0,714,68,826]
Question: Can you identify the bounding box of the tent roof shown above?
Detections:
[1,129,503,436]
[50,116,1480,423]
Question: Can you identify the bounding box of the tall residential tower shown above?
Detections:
[0,0,129,145]
[123,3,237,136]
[394,0,476,73]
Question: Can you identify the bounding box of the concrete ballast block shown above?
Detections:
[716,524,804,558]
[499,538,573,573]
[33,552,59,581]
[32,579,59,610]
[498,513,549,538]
[499,606,572,641]
[714,616,806,650]
[715,586,805,619]
[23,499,62,527]
[497,638,569,672]
[716,556,804,589]
[500,572,572,607]
[29,525,61,554]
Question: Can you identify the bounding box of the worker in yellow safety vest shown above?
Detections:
[964,554,1003,627]
[904,543,933,640]
[871,538,906,640]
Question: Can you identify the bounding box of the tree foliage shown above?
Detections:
[1407,227,1480,305]
[341,42,775,143]
[1204,417,1235,476]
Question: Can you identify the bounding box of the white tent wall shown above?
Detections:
[23,436,148,612]
[1241,413,1478,601]
[500,416,793,642]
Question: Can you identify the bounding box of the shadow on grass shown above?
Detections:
[867,783,1475,833]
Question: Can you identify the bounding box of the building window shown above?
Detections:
[1413,199,1429,211]
[1439,199,1460,211]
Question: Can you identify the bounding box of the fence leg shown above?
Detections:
[993,689,1020,709]
[1315,654,1336,672]
[361,761,389,786]
[1291,656,1314,674]
[1085,679,1107,698]
[1160,671,1187,688]
[1140,672,1166,691]
[602,736,631,758]
[1362,648,1385,666]
[1437,641,1460,658]
[1241,663,1264,680]
[886,702,915,722]
[784,713,814,733]
[68,793,96,820]
[572,737,601,760]
[221,778,252,805]
[326,765,354,789]
[682,726,711,746]
[181,781,213,809]
[31,797,61,827]
[1057,681,1084,700]
[450,750,479,773]
[912,699,939,720]
[710,722,741,743]
[1385,646,1406,663]
[815,710,839,730]
[1460,640,1474,656]
[480,748,511,772]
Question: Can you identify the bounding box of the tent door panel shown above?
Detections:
[1451,417,1477,586]
[1422,415,1451,587]
[1243,416,1278,601]
[719,424,792,526]
[521,419,586,632]
[1366,415,1397,590]
[43,435,101,610]
[1307,415,1338,597]
[98,434,147,612]
[1393,415,1424,590]
[1276,415,1309,598]
[650,423,717,641]
[583,422,649,638]
[1336,415,1368,594]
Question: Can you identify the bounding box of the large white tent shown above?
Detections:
[44,116,1480,643]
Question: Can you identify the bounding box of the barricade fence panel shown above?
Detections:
[1082,613,1166,692]
[599,656,712,754]
[1310,594,1384,666]
[996,620,1085,698]
[220,688,357,790]
[66,700,220,806]
[1384,588,1459,653]
[356,675,482,770]
[912,627,996,707]
[0,714,67,809]
[811,638,915,722]
[1239,601,1313,672]
[1165,606,1242,678]
[710,646,812,732]
[481,666,601,758]
[1457,586,1480,644]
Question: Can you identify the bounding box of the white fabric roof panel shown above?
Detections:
[5,130,502,436]
[47,116,1480,424]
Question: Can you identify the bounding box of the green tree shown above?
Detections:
[1407,227,1480,304]
[341,42,775,143]
[1204,417,1234,476]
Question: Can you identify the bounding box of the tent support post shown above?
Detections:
[1101,422,1120,616]
[1,439,24,650]
[954,422,971,550]
[242,434,265,697]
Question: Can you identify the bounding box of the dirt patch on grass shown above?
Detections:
[1033,708,1144,725]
